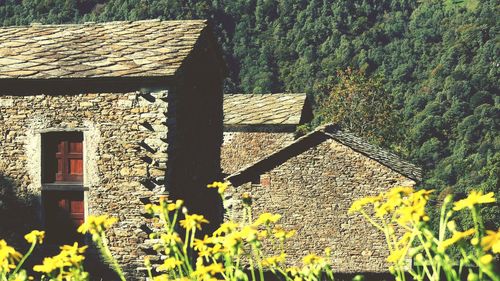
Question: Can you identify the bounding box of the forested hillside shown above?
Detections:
[0,0,498,226]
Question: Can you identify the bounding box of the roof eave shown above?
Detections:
[0,75,174,95]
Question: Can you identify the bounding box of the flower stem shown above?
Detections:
[12,241,36,275]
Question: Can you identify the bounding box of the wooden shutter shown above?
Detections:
[44,132,83,183]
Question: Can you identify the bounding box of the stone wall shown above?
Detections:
[0,90,169,279]
[226,138,416,273]
[221,131,295,175]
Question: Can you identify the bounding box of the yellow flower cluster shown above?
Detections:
[1,181,335,281]
[261,253,286,267]
[24,230,45,244]
[482,228,500,254]
[191,260,224,281]
[142,182,334,281]
[350,187,500,281]
[33,242,88,278]
[207,181,229,194]
[284,253,332,281]
[179,214,209,231]
[438,228,475,252]
[453,190,496,211]
[0,239,21,274]
[77,214,118,236]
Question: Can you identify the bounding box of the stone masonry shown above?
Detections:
[222,93,311,175]
[0,19,225,280]
[226,125,422,273]
[0,91,169,276]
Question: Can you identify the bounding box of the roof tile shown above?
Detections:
[224,93,307,125]
[0,19,208,79]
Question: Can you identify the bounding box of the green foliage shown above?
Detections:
[313,68,396,146]
[0,0,498,227]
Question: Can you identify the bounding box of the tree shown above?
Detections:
[314,68,396,146]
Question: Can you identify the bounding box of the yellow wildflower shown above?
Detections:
[167,203,177,211]
[33,257,61,274]
[258,229,269,240]
[447,220,457,232]
[273,227,296,240]
[60,242,88,255]
[24,230,45,244]
[145,203,162,215]
[179,214,209,231]
[207,243,224,257]
[193,235,212,251]
[77,215,118,235]
[191,262,224,278]
[241,192,252,205]
[152,275,169,281]
[395,190,432,225]
[213,221,238,236]
[33,243,87,274]
[0,239,22,273]
[348,195,381,214]
[453,190,496,211]
[157,257,183,271]
[324,247,332,257]
[166,200,184,211]
[240,226,259,243]
[386,248,406,263]
[481,228,500,253]
[160,233,182,246]
[286,266,301,276]
[438,229,475,252]
[207,181,229,194]
[223,232,243,252]
[387,186,414,197]
[253,212,282,226]
[302,253,324,265]
[261,253,286,267]
[479,254,493,265]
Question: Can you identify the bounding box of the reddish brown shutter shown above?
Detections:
[67,140,83,181]
[44,133,83,183]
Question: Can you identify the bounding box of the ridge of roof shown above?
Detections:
[226,123,422,185]
[0,19,209,80]
[2,19,206,29]
[224,92,305,96]
[223,93,308,126]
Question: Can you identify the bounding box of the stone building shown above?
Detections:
[221,93,312,175]
[226,124,422,275]
[0,19,225,279]
[0,18,423,280]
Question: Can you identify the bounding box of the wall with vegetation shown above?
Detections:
[226,138,416,272]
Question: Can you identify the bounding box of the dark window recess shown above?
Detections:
[42,132,85,244]
[43,191,84,244]
[42,132,83,183]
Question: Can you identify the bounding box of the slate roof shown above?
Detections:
[224,93,308,125]
[227,124,423,185]
[0,19,208,79]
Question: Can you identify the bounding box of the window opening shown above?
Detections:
[41,132,85,244]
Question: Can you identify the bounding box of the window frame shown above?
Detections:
[40,131,87,245]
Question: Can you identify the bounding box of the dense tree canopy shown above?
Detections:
[0,0,498,227]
